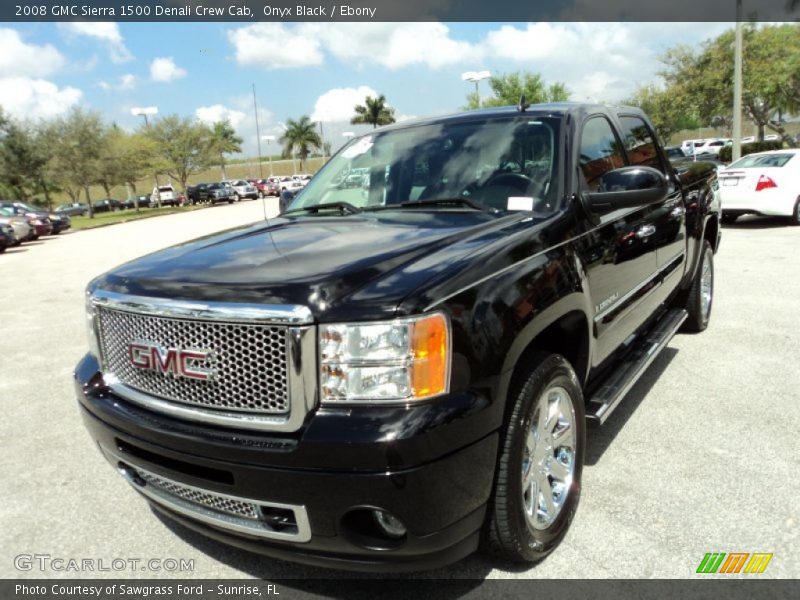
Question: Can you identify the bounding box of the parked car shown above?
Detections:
[0,224,13,253]
[292,174,313,187]
[78,103,720,571]
[0,201,53,236]
[0,208,33,242]
[225,179,258,201]
[692,139,730,156]
[121,195,152,210]
[152,185,179,207]
[186,184,210,205]
[55,203,88,217]
[193,182,234,204]
[680,139,705,154]
[717,149,800,224]
[664,146,687,160]
[92,199,122,213]
[253,179,279,198]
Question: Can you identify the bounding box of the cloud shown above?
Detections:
[0,28,65,78]
[99,73,137,91]
[0,77,82,120]
[59,22,133,63]
[311,86,379,123]
[195,104,247,127]
[227,23,323,69]
[150,57,187,82]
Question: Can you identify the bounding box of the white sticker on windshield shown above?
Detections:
[341,136,374,158]
[507,196,534,211]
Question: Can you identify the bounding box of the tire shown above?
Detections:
[790,198,800,226]
[683,240,714,332]
[721,213,738,225]
[233,193,240,202]
[484,353,585,563]
[227,199,234,204]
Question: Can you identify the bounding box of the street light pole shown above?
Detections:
[252,83,265,179]
[732,0,744,162]
[461,70,491,108]
[131,106,160,209]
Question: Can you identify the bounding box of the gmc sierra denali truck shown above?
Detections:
[76,103,720,571]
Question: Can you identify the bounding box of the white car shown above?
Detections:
[152,185,177,206]
[693,139,730,156]
[225,179,258,201]
[681,139,705,154]
[718,149,799,225]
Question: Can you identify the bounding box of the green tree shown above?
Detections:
[146,115,214,196]
[660,24,800,146]
[279,116,321,172]
[47,109,107,218]
[98,126,158,210]
[625,84,700,143]
[464,72,570,109]
[351,95,396,129]
[208,121,243,180]
[0,117,52,207]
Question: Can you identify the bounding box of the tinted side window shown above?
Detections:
[579,117,625,191]
[618,116,663,172]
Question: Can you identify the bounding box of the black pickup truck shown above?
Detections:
[76,103,720,572]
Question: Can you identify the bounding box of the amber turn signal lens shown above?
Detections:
[410,313,449,399]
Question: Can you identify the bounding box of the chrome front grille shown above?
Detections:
[138,470,260,519]
[97,307,290,415]
[111,453,311,542]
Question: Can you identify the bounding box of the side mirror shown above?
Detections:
[585,166,667,214]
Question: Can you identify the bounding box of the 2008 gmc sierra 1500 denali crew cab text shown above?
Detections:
[75,103,720,571]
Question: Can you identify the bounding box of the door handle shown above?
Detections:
[635,224,656,239]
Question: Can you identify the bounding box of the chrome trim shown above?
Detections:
[593,270,661,324]
[107,448,311,543]
[90,289,313,325]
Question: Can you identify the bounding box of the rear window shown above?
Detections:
[728,153,795,169]
[158,186,174,192]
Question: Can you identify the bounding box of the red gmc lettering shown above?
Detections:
[127,342,212,381]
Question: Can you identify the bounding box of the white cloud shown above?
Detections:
[0,77,82,120]
[227,23,323,69]
[99,73,137,91]
[311,86,379,123]
[195,104,247,127]
[150,57,187,82]
[0,28,65,78]
[59,22,132,63]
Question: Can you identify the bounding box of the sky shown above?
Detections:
[0,21,734,155]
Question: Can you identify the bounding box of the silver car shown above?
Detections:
[0,208,33,242]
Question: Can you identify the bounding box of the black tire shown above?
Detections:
[790,198,800,226]
[721,213,738,225]
[484,353,585,563]
[683,240,714,332]
[233,193,240,202]
[227,199,234,204]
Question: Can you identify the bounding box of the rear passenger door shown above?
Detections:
[577,115,660,366]
[617,114,686,291]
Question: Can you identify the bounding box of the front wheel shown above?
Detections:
[790,198,800,226]
[484,353,585,563]
[683,240,714,332]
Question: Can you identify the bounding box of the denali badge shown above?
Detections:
[128,341,215,381]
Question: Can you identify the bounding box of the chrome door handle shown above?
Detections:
[636,224,656,239]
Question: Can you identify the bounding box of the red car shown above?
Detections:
[252,179,279,197]
[0,201,53,237]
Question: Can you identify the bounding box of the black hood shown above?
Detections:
[92,210,520,321]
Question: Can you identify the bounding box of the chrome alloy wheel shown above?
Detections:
[700,246,713,319]
[521,385,577,530]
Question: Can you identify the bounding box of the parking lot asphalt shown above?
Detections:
[0,203,798,582]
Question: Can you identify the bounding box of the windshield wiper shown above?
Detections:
[367,197,500,214]
[281,201,362,216]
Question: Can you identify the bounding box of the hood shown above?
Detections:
[92,211,518,321]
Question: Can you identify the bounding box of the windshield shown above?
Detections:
[290,117,562,213]
[728,153,795,169]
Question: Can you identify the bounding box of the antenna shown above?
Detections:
[517,95,530,112]
[252,83,269,224]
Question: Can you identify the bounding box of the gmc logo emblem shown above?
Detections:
[128,341,214,381]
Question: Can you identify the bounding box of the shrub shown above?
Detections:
[718,140,783,162]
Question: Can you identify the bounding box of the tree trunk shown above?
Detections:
[220,154,227,181]
[39,177,53,212]
[767,120,797,148]
[84,186,94,218]
[102,183,112,198]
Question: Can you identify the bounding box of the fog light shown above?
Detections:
[372,510,407,539]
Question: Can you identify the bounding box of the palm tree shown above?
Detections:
[209,121,243,180]
[279,116,321,173]
[351,95,396,129]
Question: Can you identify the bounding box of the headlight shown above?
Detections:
[85,293,102,359]
[319,313,450,404]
